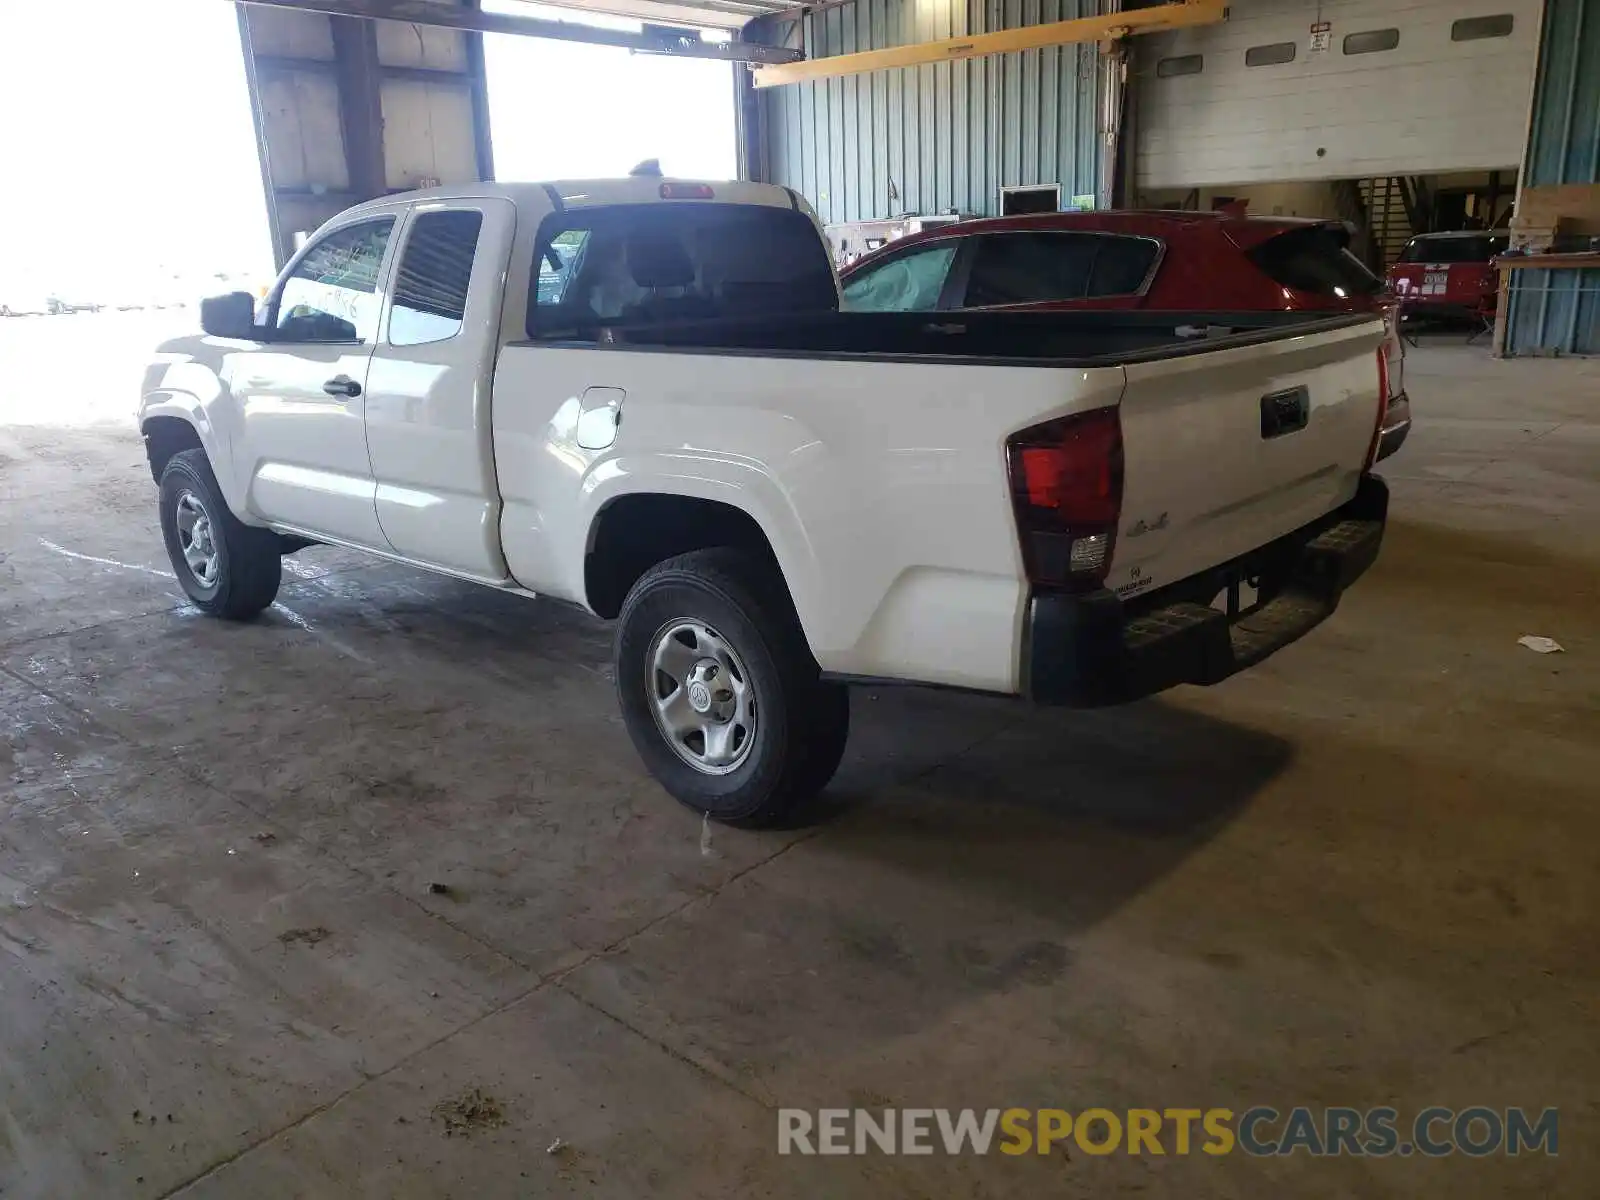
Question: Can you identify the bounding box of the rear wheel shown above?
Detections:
[158,448,281,619]
[615,548,848,828]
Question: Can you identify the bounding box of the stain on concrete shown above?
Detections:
[277,927,331,947]
[431,1087,507,1138]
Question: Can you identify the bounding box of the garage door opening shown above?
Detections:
[0,0,274,428]
[1136,172,1518,274]
[480,1,735,182]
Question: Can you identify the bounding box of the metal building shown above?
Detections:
[750,0,1112,223]
[229,0,1599,353]
[1503,0,1600,354]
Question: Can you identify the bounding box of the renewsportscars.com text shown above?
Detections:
[778,1106,1558,1158]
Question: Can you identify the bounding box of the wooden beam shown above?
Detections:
[462,0,496,183]
[752,0,1226,88]
[231,0,803,64]
[330,14,387,200]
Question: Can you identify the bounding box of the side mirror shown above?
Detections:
[200,291,260,340]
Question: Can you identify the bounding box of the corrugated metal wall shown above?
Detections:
[1505,268,1600,354]
[1524,0,1600,186]
[1505,0,1600,356]
[754,0,1109,224]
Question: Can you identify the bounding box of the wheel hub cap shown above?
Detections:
[174,491,220,588]
[648,621,757,775]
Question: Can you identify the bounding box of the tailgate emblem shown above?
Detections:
[1127,512,1169,538]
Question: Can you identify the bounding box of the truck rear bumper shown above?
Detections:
[1024,474,1388,707]
[1375,391,1411,462]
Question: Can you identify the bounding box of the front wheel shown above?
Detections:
[158,448,282,619]
[614,548,848,829]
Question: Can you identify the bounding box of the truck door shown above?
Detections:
[364,198,517,580]
[227,214,397,548]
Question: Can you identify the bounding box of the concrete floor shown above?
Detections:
[1,313,1595,1198]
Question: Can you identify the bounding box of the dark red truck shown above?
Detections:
[840,210,1410,461]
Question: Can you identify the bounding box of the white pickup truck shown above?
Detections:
[140,178,1389,827]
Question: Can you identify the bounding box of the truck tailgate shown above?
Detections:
[1108,317,1384,599]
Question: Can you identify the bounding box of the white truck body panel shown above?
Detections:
[365,196,519,580]
[492,345,1129,691]
[140,178,1384,699]
[1112,321,1381,600]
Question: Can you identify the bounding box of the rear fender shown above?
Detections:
[574,455,819,636]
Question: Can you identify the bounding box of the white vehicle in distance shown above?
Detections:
[139,178,1391,827]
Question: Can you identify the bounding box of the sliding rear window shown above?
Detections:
[528,203,838,338]
[1245,225,1381,298]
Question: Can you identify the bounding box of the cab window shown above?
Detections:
[537,231,590,307]
[388,210,483,347]
[529,203,837,336]
[275,217,394,343]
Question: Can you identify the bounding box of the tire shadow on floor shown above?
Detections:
[801,687,1292,928]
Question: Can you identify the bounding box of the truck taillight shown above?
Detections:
[1367,346,1390,468]
[1380,303,1404,402]
[1006,407,1124,590]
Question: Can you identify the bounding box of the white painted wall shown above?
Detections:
[1136,0,1543,189]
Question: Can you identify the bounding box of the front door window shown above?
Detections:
[275,218,395,343]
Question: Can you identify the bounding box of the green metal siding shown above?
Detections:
[755,0,1108,224]
[1506,268,1600,354]
[1507,0,1600,355]
[1525,0,1600,185]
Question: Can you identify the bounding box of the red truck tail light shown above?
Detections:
[1006,406,1124,590]
[1380,303,1405,403]
[1367,346,1391,468]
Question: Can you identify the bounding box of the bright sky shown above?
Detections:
[0,0,735,297]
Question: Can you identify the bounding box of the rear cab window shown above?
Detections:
[1245,225,1381,299]
[528,203,837,338]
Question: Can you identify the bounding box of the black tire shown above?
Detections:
[615,548,849,829]
[158,448,282,619]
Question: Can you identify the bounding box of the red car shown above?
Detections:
[839,210,1409,460]
[1387,230,1507,323]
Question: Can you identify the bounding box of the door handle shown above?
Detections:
[1260,386,1309,439]
[323,376,362,398]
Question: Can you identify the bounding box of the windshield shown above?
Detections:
[1398,235,1505,264]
